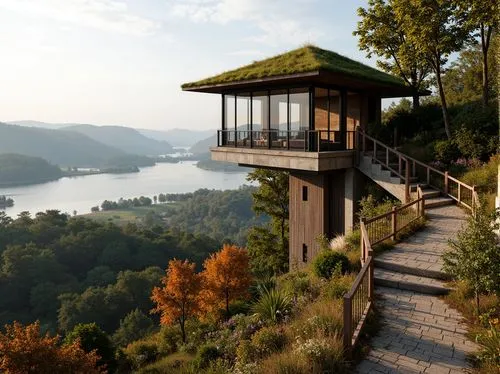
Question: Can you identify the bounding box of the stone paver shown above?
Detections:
[355,206,478,373]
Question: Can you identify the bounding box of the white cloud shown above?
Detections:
[169,0,323,46]
[0,0,160,36]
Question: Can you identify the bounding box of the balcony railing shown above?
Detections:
[217,130,356,152]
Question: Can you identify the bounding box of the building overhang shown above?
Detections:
[210,147,355,172]
[183,69,429,99]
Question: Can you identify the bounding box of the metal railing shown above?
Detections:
[343,188,425,355]
[217,129,356,152]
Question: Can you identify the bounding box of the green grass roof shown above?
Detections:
[182,45,407,89]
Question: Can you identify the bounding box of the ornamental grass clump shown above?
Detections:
[252,287,293,324]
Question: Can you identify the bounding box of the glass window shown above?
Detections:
[236,93,251,131]
[270,90,287,137]
[252,92,269,131]
[289,88,309,132]
[329,90,341,132]
[224,95,235,130]
[347,92,361,131]
[314,88,328,131]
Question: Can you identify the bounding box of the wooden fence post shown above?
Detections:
[405,159,410,203]
[343,295,352,358]
[368,256,374,301]
[444,171,449,195]
[391,207,397,241]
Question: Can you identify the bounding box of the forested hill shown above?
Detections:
[62,124,174,156]
[0,209,220,336]
[0,154,62,186]
[0,123,154,168]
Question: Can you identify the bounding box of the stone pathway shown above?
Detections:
[356,205,479,374]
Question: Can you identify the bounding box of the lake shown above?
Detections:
[0,162,250,217]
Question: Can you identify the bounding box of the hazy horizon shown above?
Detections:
[1,0,390,131]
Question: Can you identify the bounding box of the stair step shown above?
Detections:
[425,196,454,209]
[421,189,441,199]
[374,259,450,280]
[410,183,428,191]
[374,268,451,295]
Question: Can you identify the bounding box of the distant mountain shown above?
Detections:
[8,120,66,130]
[9,120,215,148]
[62,124,173,156]
[138,128,215,147]
[189,134,217,154]
[0,123,149,168]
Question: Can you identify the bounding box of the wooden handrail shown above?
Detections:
[356,128,479,214]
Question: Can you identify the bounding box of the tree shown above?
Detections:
[455,0,498,106]
[151,259,201,343]
[153,195,158,204]
[443,206,500,315]
[394,0,468,138]
[354,0,431,109]
[0,321,103,374]
[246,169,289,268]
[64,323,115,371]
[247,225,288,276]
[112,309,154,347]
[200,244,252,319]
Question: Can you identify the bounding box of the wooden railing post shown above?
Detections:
[386,147,389,166]
[373,141,377,160]
[421,195,425,217]
[360,218,366,264]
[426,168,430,185]
[343,295,352,357]
[458,183,461,204]
[362,131,366,153]
[391,207,397,241]
[444,171,449,195]
[405,159,410,203]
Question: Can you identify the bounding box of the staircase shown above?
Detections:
[354,131,481,296]
[356,132,455,209]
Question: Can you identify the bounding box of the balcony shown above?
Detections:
[211,129,356,172]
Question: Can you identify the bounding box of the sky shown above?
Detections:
[0,0,386,131]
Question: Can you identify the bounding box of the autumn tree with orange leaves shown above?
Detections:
[151,259,201,343]
[200,244,252,319]
[0,321,104,374]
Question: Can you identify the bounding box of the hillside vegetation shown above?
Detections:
[63,124,174,156]
[0,153,62,186]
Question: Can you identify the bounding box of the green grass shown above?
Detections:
[82,203,181,225]
[182,45,406,89]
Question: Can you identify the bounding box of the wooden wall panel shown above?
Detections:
[289,171,347,268]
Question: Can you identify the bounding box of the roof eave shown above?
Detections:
[181,71,321,93]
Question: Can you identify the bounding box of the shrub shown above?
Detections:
[434,139,460,165]
[357,195,395,220]
[251,326,286,357]
[291,299,344,340]
[322,274,355,300]
[345,229,361,250]
[443,205,500,315]
[475,321,500,366]
[294,336,345,373]
[252,287,293,324]
[258,351,309,374]
[279,271,311,297]
[312,251,349,279]
[157,325,181,355]
[124,341,159,369]
[193,344,220,369]
[235,340,257,365]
